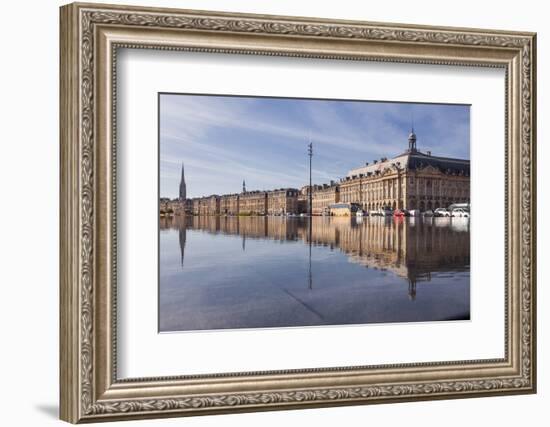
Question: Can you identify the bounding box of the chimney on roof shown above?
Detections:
[365,162,369,166]
[427,151,431,156]
[373,160,378,164]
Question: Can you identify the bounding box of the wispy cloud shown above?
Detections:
[160,94,469,198]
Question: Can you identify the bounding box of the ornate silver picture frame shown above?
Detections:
[60,2,536,423]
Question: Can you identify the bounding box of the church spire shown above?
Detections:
[179,162,186,201]
[242,179,246,193]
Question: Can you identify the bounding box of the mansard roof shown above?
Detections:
[404,151,470,175]
[347,149,469,178]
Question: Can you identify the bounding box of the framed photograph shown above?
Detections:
[60,2,537,423]
[158,93,472,332]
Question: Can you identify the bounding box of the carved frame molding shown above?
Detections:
[60,2,536,423]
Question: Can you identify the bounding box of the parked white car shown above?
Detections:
[434,208,451,217]
[372,208,392,217]
[451,208,470,218]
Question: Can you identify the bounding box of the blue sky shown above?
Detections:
[160,94,470,199]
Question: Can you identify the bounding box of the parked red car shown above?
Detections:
[393,209,408,217]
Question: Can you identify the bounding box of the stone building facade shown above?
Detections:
[178,198,192,214]
[239,191,268,215]
[159,198,175,216]
[191,198,200,215]
[311,182,340,215]
[207,195,220,215]
[168,130,469,216]
[340,131,470,211]
[297,186,310,214]
[267,188,299,215]
[160,198,190,216]
[220,193,240,215]
[193,196,219,215]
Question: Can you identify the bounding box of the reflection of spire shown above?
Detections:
[408,277,417,300]
[178,225,186,268]
[242,233,246,251]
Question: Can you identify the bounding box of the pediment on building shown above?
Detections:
[380,167,398,177]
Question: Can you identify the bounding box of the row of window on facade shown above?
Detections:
[164,181,466,216]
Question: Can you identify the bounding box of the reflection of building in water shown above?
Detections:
[161,216,189,268]
[178,226,186,267]
[334,218,469,296]
[162,215,469,299]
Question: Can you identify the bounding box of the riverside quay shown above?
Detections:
[160,130,470,216]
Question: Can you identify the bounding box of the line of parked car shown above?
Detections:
[364,207,470,218]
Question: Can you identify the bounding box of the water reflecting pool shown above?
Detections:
[159,215,470,332]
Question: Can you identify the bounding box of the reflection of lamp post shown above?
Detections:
[308,142,313,217]
[408,277,417,300]
[308,227,313,290]
[242,230,246,251]
[307,141,313,289]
